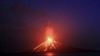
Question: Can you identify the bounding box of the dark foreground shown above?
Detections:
[1,47,100,56]
[1,52,100,56]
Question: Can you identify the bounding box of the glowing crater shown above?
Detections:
[34,23,60,52]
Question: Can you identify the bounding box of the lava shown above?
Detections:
[34,23,60,52]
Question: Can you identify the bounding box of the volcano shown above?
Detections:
[33,22,60,52]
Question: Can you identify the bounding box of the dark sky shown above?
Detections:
[0,0,100,52]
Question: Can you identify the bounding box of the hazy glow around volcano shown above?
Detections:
[33,23,60,52]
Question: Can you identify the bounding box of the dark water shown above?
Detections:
[1,52,100,56]
[34,52,100,56]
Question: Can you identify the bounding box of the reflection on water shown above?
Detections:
[34,52,100,56]
[45,52,54,56]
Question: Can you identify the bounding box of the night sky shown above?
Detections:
[0,0,100,52]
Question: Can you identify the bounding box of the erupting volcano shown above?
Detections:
[34,22,60,52]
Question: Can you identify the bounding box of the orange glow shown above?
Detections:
[34,23,60,52]
[47,37,53,43]
[45,52,54,56]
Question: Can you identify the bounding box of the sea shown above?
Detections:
[1,52,100,56]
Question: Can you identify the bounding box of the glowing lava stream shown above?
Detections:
[34,23,59,52]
